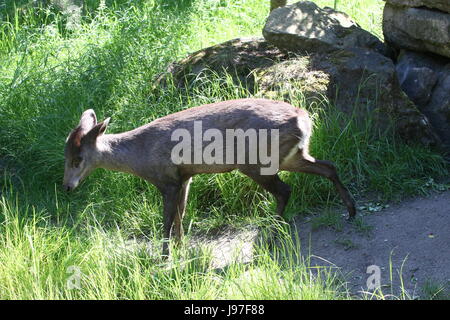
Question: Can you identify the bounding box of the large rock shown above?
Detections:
[427,70,450,147]
[396,50,450,146]
[383,3,450,58]
[385,0,450,14]
[396,51,443,106]
[263,1,388,56]
[157,38,439,146]
[155,38,289,89]
[256,47,437,145]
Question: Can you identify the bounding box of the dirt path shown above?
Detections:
[197,191,450,298]
[291,191,450,298]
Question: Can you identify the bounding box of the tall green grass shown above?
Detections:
[0,0,448,299]
[0,183,347,299]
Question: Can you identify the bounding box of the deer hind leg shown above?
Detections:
[241,170,291,219]
[282,150,356,219]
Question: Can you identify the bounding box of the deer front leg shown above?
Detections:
[172,177,192,243]
[160,183,184,258]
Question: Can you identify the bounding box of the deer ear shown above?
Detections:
[82,117,110,145]
[97,117,110,136]
[79,109,97,133]
[65,126,83,147]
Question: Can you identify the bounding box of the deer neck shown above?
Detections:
[96,133,140,175]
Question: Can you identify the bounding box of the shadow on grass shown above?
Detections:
[0,0,199,230]
[153,0,197,13]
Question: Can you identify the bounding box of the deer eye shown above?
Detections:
[72,156,82,168]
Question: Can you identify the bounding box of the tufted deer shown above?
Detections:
[64,98,356,256]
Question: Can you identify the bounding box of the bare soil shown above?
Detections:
[292,190,450,298]
[199,191,450,299]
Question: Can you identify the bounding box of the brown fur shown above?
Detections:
[63,98,356,257]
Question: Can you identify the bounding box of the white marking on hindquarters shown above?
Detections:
[280,142,300,167]
[183,178,192,204]
[280,115,312,167]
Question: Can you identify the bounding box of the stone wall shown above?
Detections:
[383,0,450,147]
[383,1,450,58]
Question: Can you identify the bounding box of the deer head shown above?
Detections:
[63,109,110,191]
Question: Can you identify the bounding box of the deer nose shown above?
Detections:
[63,184,72,192]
